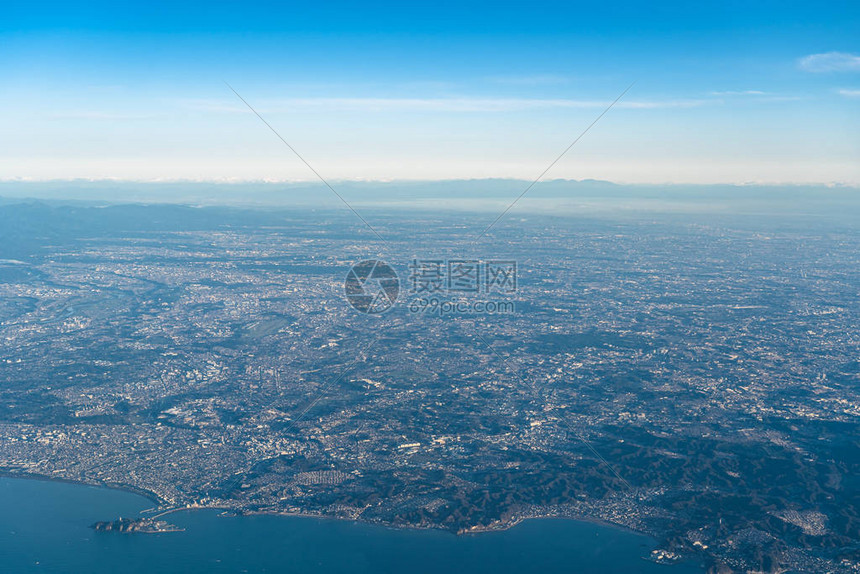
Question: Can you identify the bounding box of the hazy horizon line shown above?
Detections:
[1,177,858,189]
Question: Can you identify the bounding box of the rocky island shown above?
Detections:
[90,517,183,534]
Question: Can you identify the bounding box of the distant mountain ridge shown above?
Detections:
[1,178,858,209]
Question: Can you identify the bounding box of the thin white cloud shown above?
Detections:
[710,90,768,96]
[838,89,860,98]
[180,96,709,114]
[48,111,159,120]
[486,74,572,86]
[798,52,860,72]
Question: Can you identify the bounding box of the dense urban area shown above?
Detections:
[0,200,858,573]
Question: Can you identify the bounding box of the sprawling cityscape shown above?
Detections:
[1,200,858,573]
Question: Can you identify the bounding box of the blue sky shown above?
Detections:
[2,1,858,184]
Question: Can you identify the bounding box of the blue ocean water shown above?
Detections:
[0,477,703,573]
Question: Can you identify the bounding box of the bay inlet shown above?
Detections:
[0,477,704,573]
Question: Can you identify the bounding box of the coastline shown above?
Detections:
[0,470,164,507]
[0,473,708,573]
[0,471,670,549]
